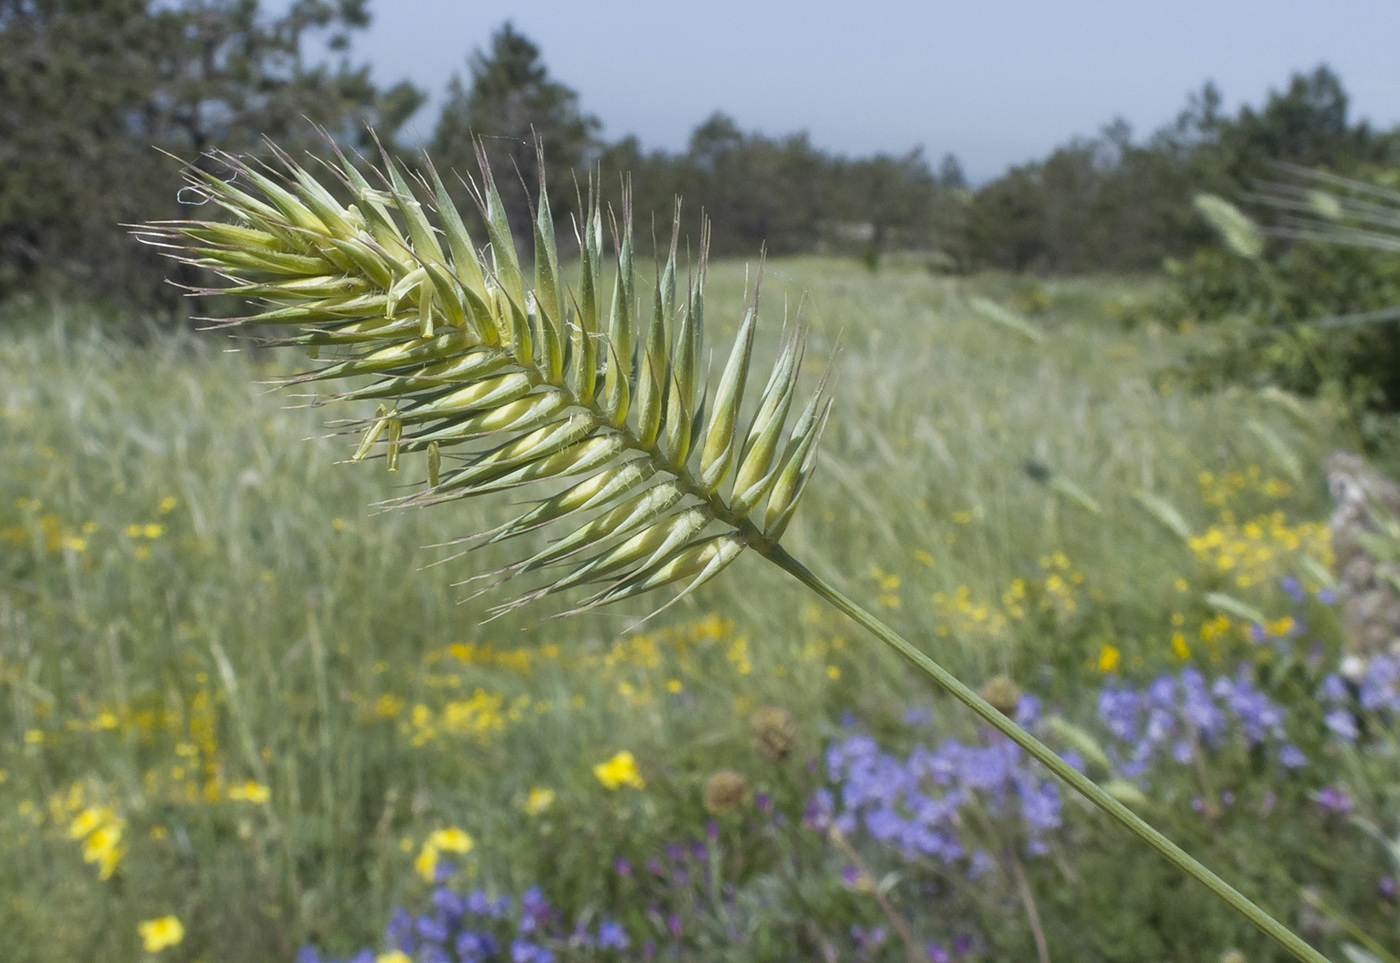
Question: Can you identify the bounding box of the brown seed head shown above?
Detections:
[979,675,1022,716]
[749,705,798,761]
[702,770,749,815]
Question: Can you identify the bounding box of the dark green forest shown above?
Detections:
[4,0,1398,310]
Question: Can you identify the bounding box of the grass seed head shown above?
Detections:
[134,134,832,615]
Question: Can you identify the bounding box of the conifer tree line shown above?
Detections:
[3,2,1397,312]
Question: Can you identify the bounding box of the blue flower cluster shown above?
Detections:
[298,882,627,963]
[611,830,718,950]
[1097,665,1305,779]
[815,696,1076,862]
[1280,574,1336,607]
[1319,655,1400,742]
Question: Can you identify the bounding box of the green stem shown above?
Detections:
[760,544,1331,963]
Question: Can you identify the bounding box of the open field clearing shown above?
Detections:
[0,261,1385,963]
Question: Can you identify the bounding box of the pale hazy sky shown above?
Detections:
[345,0,1400,182]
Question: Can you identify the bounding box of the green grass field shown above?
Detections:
[0,260,1368,962]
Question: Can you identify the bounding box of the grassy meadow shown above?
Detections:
[0,259,1387,962]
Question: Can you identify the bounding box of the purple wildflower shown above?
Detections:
[414,913,449,946]
[431,886,465,920]
[1325,709,1359,741]
[904,706,933,726]
[1360,656,1400,712]
[456,932,496,962]
[598,921,629,950]
[1316,786,1353,814]
[518,886,549,935]
[510,939,553,963]
[1015,694,1042,727]
[803,789,835,832]
[386,908,414,953]
[1318,675,1348,702]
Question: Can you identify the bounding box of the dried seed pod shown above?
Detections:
[979,675,1022,716]
[749,705,798,761]
[702,770,748,815]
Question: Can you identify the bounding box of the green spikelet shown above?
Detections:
[136,138,830,614]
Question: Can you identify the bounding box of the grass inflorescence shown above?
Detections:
[136,143,831,621]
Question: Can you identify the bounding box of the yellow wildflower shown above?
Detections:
[378,953,412,963]
[68,806,114,839]
[1097,645,1121,674]
[427,826,474,854]
[414,844,439,882]
[593,751,645,790]
[83,821,124,879]
[227,780,271,804]
[725,637,752,675]
[524,788,555,816]
[138,915,185,952]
